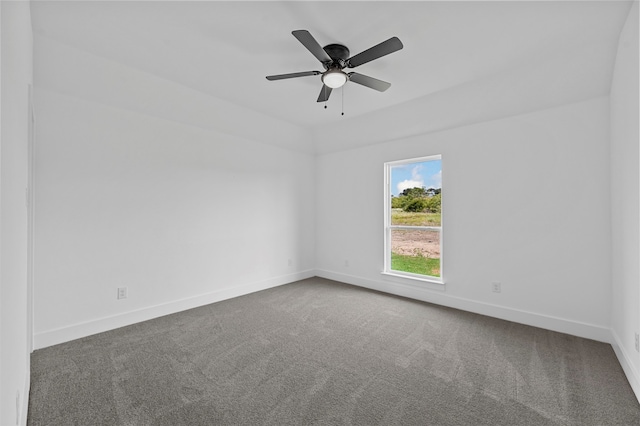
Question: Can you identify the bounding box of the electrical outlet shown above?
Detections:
[491,282,501,293]
[635,333,639,353]
[117,287,127,300]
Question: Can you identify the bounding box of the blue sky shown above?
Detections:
[390,159,442,196]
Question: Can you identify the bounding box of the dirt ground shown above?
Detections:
[391,229,441,258]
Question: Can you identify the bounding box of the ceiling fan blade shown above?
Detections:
[346,37,403,68]
[266,71,321,81]
[348,73,391,92]
[317,85,332,102]
[292,30,332,64]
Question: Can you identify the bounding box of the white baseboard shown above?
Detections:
[33,270,315,350]
[315,269,612,343]
[611,329,640,404]
[20,372,30,426]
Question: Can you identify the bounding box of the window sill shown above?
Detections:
[381,271,446,291]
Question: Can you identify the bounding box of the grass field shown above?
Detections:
[391,209,441,226]
[391,210,441,277]
[391,253,440,277]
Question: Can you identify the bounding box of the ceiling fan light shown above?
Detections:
[322,69,348,89]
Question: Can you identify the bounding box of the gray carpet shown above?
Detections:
[29,277,640,425]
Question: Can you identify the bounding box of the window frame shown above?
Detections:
[383,155,444,285]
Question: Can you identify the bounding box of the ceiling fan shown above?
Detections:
[266,30,403,103]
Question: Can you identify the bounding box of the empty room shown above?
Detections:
[2,0,640,424]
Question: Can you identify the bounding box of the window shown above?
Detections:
[384,155,442,283]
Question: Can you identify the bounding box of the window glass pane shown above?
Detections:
[390,228,440,277]
[389,160,442,226]
[390,209,441,226]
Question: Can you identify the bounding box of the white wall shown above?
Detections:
[34,36,313,155]
[610,1,640,400]
[33,40,316,348]
[316,97,612,342]
[1,1,33,425]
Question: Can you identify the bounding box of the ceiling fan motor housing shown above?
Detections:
[322,44,350,69]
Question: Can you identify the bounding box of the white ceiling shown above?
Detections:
[30,1,633,151]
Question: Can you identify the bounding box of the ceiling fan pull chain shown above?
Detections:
[341,85,345,116]
[324,85,328,109]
